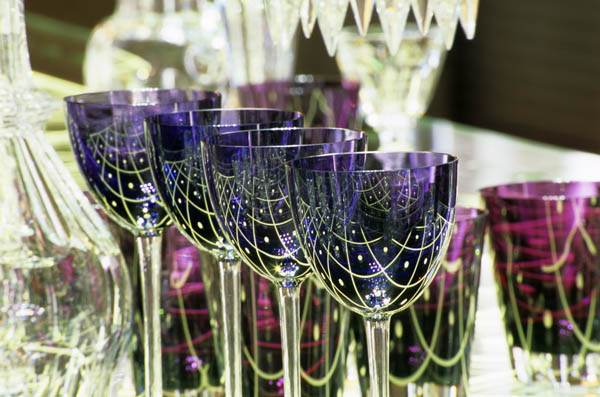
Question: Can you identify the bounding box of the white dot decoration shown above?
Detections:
[128,182,134,189]
[338,278,344,287]
[264,236,270,243]
[358,255,363,261]
[111,201,117,207]
[404,261,409,268]
[197,222,203,230]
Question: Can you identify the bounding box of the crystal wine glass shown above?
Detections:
[336,25,446,151]
[144,108,303,397]
[286,151,458,397]
[202,127,367,397]
[64,89,221,397]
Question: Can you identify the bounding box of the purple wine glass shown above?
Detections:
[236,76,362,395]
[286,151,458,397]
[64,89,221,397]
[482,181,600,388]
[144,108,303,397]
[353,207,487,396]
[236,75,360,128]
[202,127,367,397]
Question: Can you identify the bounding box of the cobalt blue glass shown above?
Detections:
[65,89,221,397]
[286,151,458,397]
[144,108,303,397]
[202,127,367,397]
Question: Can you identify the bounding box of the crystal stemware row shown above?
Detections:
[65,86,458,397]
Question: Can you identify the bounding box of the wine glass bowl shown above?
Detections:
[336,25,446,150]
[144,109,304,255]
[287,152,458,316]
[65,89,221,236]
[203,128,367,285]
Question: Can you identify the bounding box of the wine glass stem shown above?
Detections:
[217,251,242,397]
[377,116,417,151]
[365,315,390,397]
[136,235,163,397]
[277,285,301,397]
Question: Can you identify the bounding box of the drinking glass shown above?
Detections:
[336,25,446,150]
[234,79,365,395]
[235,75,360,129]
[353,206,487,396]
[286,151,458,397]
[202,127,367,397]
[481,181,600,389]
[64,89,221,397]
[145,108,303,396]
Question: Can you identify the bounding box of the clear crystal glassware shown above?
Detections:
[64,89,221,397]
[481,181,600,389]
[216,0,297,86]
[353,206,487,396]
[286,151,458,397]
[336,24,446,151]
[202,127,366,397]
[145,108,303,397]
[235,75,360,129]
[0,0,133,395]
[84,0,228,91]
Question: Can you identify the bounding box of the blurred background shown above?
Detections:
[27,0,600,153]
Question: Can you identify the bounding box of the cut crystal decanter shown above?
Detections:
[0,0,133,395]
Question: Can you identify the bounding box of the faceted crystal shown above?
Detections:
[264,0,302,48]
[300,0,317,38]
[316,0,350,56]
[411,0,434,35]
[429,0,460,49]
[0,1,132,395]
[375,0,411,55]
[350,0,375,36]
[459,0,479,39]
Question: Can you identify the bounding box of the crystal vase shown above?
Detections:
[84,0,228,91]
[0,0,132,395]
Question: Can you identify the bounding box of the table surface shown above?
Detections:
[36,73,600,396]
